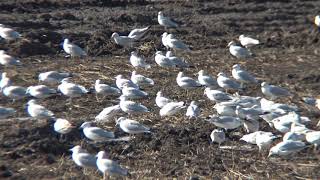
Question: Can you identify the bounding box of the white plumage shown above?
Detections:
[80,122,115,142]
[129,51,151,69]
[186,101,200,119]
[27,99,54,119]
[63,39,87,57]
[58,78,88,98]
[160,101,185,117]
[95,105,121,123]
[111,32,135,47]
[239,35,260,48]
[54,118,74,134]
[155,91,173,108]
[26,85,57,99]
[116,117,150,134]
[176,72,201,89]
[158,11,178,28]
[131,71,154,87]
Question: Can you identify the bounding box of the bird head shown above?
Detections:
[96,151,108,159]
[111,32,119,39]
[261,82,268,87]
[227,41,236,47]
[232,64,241,70]
[79,122,92,129]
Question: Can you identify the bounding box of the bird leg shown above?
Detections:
[103,171,108,180]
[95,93,100,102]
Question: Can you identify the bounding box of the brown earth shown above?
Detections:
[1,0,320,179]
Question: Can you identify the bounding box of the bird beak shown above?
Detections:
[267,153,272,158]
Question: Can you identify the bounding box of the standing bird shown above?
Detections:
[58,78,89,98]
[26,85,57,99]
[207,115,242,130]
[115,75,139,90]
[53,118,75,138]
[162,33,190,52]
[154,51,175,68]
[111,32,135,47]
[0,72,11,91]
[38,71,72,85]
[204,88,233,102]
[129,51,151,69]
[69,146,97,170]
[261,82,291,100]
[155,91,173,108]
[198,70,218,88]
[128,26,150,40]
[228,41,252,59]
[95,105,121,123]
[0,50,21,66]
[63,39,87,57]
[186,101,200,119]
[119,96,149,114]
[166,51,190,68]
[210,129,226,145]
[217,72,241,92]
[268,140,306,157]
[231,64,258,88]
[0,24,21,40]
[121,84,148,99]
[27,99,54,119]
[80,122,115,142]
[160,101,185,117]
[96,151,128,179]
[116,117,151,134]
[131,71,154,87]
[239,35,260,48]
[95,79,121,101]
[176,72,201,89]
[158,11,179,28]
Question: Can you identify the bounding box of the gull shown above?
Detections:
[111,32,135,47]
[290,122,310,133]
[116,117,151,134]
[154,51,175,67]
[260,98,298,113]
[3,86,27,101]
[302,97,316,106]
[54,118,75,135]
[128,26,150,40]
[158,11,178,28]
[204,88,233,102]
[155,91,173,108]
[207,115,242,130]
[198,70,218,88]
[217,72,241,92]
[119,96,149,114]
[0,107,16,119]
[80,122,115,142]
[129,51,151,69]
[259,112,284,127]
[0,72,11,91]
[213,102,237,116]
[240,131,278,151]
[95,105,121,123]
[160,101,185,117]
[96,151,128,179]
[261,82,292,100]
[228,41,252,59]
[239,35,260,48]
[162,33,190,51]
[38,71,72,85]
[0,24,21,40]
[210,129,225,145]
[283,132,305,142]
[27,99,54,119]
[305,131,320,148]
[131,71,154,87]
[231,93,261,108]
[69,145,97,169]
[63,38,87,57]
[26,85,57,99]
[236,105,263,120]
[315,15,320,28]
[240,131,260,144]
[166,51,190,68]
[0,50,21,66]
[115,75,139,90]
[121,84,148,99]
[268,140,306,157]
[58,78,89,98]
[186,101,200,119]
[176,72,201,89]
[232,64,258,88]
[95,79,121,99]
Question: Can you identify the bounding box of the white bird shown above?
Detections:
[232,64,258,88]
[166,51,190,68]
[160,101,185,117]
[0,72,11,91]
[3,86,27,101]
[121,84,148,99]
[155,91,173,108]
[186,101,200,119]
[119,96,149,114]
[176,72,201,89]
[239,35,260,48]
[129,51,151,69]
[0,50,21,66]
[95,79,121,96]
[116,117,151,134]
[80,122,115,142]
[315,15,320,27]
[228,41,252,59]
[131,71,154,87]
[162,33,190,51]
[0,107,16,119]
[0,24,21,40]
[305,131,320,148]
[158,11,178,28]
[54,118,75,135]
[261,82,291,100]
[58,78,89,98]
[210,129,225,145]
[204,88,233,102]
[213,102,237,116]
[27,99,54,119]
[255,131,278,151]
[260,98,298,114]
[198,70,218,88]
[217,72,241,92]
[96,151,128,179]
[240,131,260,144]
[69,145,97,169]
[128,26,150,40]
[38,71,72,85]
[154,51,175,67]
[63,39,87,57]
[268,140,306,157]
[95,105,121,123]
[208,115,242,130]
[115,75,139,90]
[26,85,57,99]
[111,32,135,47]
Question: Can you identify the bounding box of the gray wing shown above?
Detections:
[203,76,218,86]
[181,77,201,87]
[238,71,257,83]
[78,153,97,168]
[128,121,150,132]
[279,141,305,152]
[171,40,190,51]
[11,87,26,96]
[163,17,178,28]
[269,86,291,96]
[90,128,115,139]
[223,79,241,89]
